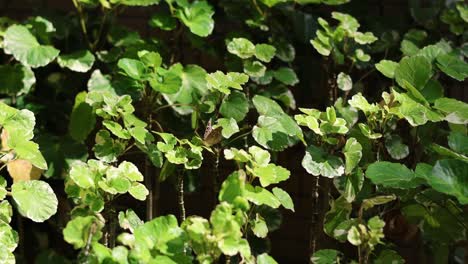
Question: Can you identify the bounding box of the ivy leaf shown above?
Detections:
[111,0,160,6]
[219,171,246,204]
[244,185,280,208]
[255,44,276,63]
[3,25,60,68]
[248,146,271,166]
[259,0,288,7]
[69,91,96,142]
[117,58,146,80]
[448,132,468,155]
[93,130,126,163]
[219,91,249,122]
[353,32,378,44]
[227,38,255,59]
[70,161,95,189]
[393,91,443,126]
[253,164,290,187]
[0,64,35,96]
[133,215,187,257]
[311,249,342,264]
[257,253,278,264]
[149,11,177,31]
[343,137,362,174]
[214,118,239,139]
[433,97,468,124]
[57,50,95,72]
[63,216,102,249]
[336,72,352,91]
[206,71,249,94]
[348,93,379,114]
[0,222,17,253]
[273,67,299,86]
[395,55,432,90]
[175,1,214,37]
[243,60,266,77]
[7,137,47,170]
[163,64,208,115]
[11,180,58,222]
[272,187,294,211]
[302,145,344,178]
[435,53,468,81]
[365,161,422,188]
[425,159,468,204]
[129,183,149,201]
[334,168,364,203]
[374,250,404,264]
[375,60,398,79]
[251,215,268,238]
[385,134,409,160]
[150,67,182,94]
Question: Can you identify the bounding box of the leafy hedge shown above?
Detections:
[0,0,467,263]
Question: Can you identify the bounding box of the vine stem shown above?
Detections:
[145,157,154,221]
[309,176,320,256]
[178,173,186,222]
[71,0,93,50]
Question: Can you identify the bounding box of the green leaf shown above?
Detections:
[393,91,443,126]
[336,72,352,91]
[334,168,364,203]
[253,164,290,187]
[244,185,280,208]
[112,0,160,6]
[343,138,362,174]
[433,97,468,124]
[259,0,288,7]
[150,67,182,94]
[134,215,186,257]
[273,67,299,86]
[311,249,342,264]
[251,215,268,238]
[243,60,266,77]
[219,171,246,204]
[69,161,95,189]
[348,93,379,114]
[7,137,48,170]
[374,250,404,264]
[365,161,421,188]
[395,55,432,90]
[149,11,177,31]
[117,58,146,80]
[425,159,468,204]
[249,146,271,166]
[57,50,95,72]
[69,91,96,142]
[385,134,409,160]
[375,60,398,79]
[219,91,249,122]
[227,38,255,59]
[214,118,239,139]
[332,12,359,32]
[206,71,249,94]
[302,145,344,178]
[175,1,214,37]
[63,216,102,249]
[310,38,332,56]
[11,180,58,222]
[353,31,377,44]
[272,187,294,211]
[257,253,278,264]
[255,44,276,63]
[129,183,149,201]
[163,64,207,115]
[3,25,60,68]
[361,195,396,211]
[436,53,468,81]
[448,132,468,155]
[0,64,35,96]
[93,130,126,163]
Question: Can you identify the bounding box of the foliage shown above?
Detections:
[0,0,467,263]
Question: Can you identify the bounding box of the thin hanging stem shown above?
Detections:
[71,0,93,50]
[145,157,154,221]
[309,176,320,256]
[178,173,186,222]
